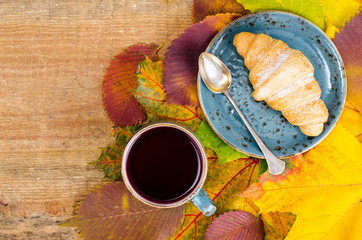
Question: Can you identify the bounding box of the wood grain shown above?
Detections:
[0,0,193,238]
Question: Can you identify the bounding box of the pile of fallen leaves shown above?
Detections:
[63,1,362,239]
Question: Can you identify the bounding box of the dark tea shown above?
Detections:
[125,126,203,204]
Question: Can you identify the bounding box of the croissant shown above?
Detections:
[233,32,328,136]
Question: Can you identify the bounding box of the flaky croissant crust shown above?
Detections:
[233,32,329,136]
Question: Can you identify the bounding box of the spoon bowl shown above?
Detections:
[198,52,285,175]
[198,53,231,93]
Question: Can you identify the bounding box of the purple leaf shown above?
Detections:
[205,211,265,240]
[164,14,241,107]
[333,13,362,112]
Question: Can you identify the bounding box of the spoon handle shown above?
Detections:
[223,90,285,175]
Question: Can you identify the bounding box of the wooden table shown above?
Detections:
[0,0,193,238]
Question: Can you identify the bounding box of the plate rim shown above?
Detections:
[197,10,347,159]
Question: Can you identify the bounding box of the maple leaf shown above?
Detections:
[195,119,249,164]
[243,122,362,239]
[134,56,203,131]
[192,0,247,23]
[90,126,139,181]
[102,44,158,127]
[236,0,361,38]
[205,211,265,240]
[63,182,184,240]
[333,13,362,113]
[163,14,241,107]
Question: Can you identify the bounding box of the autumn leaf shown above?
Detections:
[321,0,362,38]
[93,57,203,180]
[90,126,139,181]
[195,119,249,164]
[206,211,296,240]
[333,13,362,113]
[205,211,265,240]
[102,44,158,127]
[322,201,362,240]
[192,0,247,23]
[236,0,361,38]
[230,196,296,239]
[339,101,362,142]
[134,56,203,131]
[243,123,362,239]
[63,182,184,240]
[164,14,241,107]
[261,212,297,240]
[171,149,260,239]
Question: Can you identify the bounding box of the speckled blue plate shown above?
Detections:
[198,11,346,159]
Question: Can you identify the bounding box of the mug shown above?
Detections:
[121,122,216,216]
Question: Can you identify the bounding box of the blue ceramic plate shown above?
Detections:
[198,11,346,158]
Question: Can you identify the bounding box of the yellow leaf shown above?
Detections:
[238,0,361,39]
[322,0,362,38]
[339,101,362,142]
[243,123,362,239]
[325,16,340,39]
[323,201,362,240]
[261,212,297,240]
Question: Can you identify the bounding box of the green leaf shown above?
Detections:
[90,126,139,181]
[236,0,361,38]
[134,56,203,131]
[195,119,249,164]
[257,158,269,177]
[63,182,184,240]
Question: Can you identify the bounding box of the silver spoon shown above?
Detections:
[199,52,285,175]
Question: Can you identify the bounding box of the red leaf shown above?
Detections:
[65,182,184,240]
[102,44,158,126]
[192,0,247,23]
[205,211,265,240]
[333,13,362,112]
[164,14,241,107]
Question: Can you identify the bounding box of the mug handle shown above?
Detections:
[190,188,216,216]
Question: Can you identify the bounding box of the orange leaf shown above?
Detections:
[192,0,247,23]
